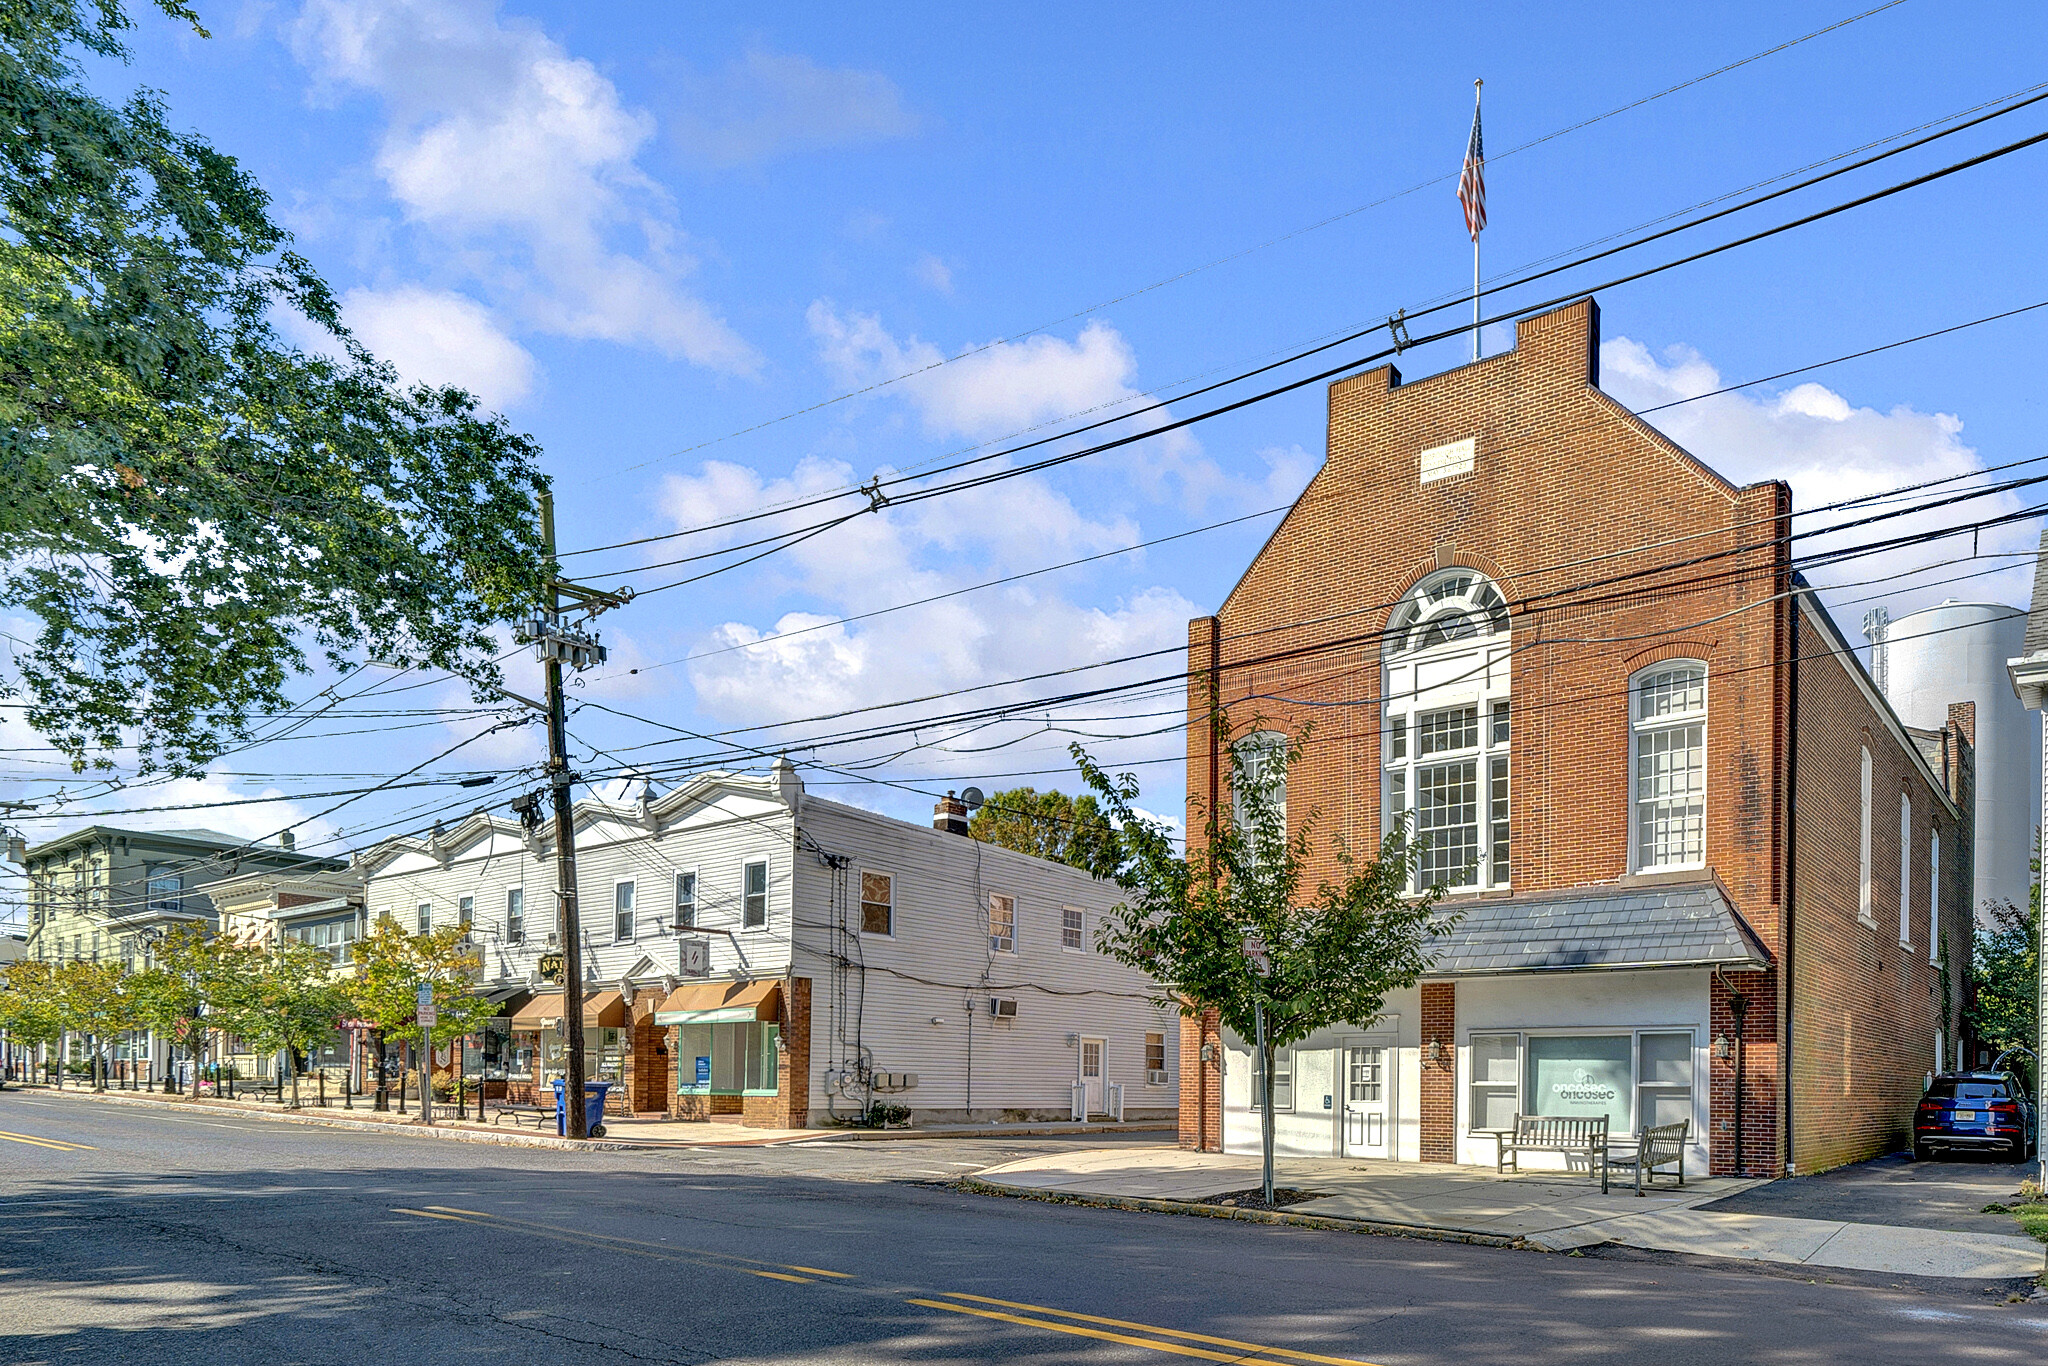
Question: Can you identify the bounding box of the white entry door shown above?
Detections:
[1080,1038,1106,1117]
[1341,1044,1391,1158]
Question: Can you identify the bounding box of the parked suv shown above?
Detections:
[1913,1072,2036,1160]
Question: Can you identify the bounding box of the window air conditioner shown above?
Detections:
[1147,1069,1170,1085]
[987,997,1018,1019]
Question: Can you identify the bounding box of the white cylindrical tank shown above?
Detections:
[1880,600,2037,922]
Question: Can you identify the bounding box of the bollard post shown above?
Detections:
[319,1070,327,1108]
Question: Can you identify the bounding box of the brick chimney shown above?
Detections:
[933,792,969,836]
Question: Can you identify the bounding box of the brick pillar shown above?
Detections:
[1419,981,1456,1162]
[622,996,665,1116]
[1178,1006,1222,1152]
[1710,968,1782,1177]
[742,978,811,1129]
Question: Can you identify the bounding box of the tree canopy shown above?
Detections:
[348,919,499,1050]
[967,786,1123,879]
[0,0,551,775]
[1968,893,2038,1074]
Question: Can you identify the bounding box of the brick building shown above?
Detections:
[1178,298,1972,1177]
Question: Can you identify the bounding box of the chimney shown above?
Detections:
[279,830,295,851]
[933,792,969,836]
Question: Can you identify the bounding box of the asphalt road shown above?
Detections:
[3,1090,2046,1365]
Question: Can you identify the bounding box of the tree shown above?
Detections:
[0,960,65,1080]
[348,919,498,1114]
[0,1,551,776]
[1969,893,2038,1083]
[128,924,218,1093]
[967,786,1123,879]
[54,959,132,1088]
[1075,721,1453,1204]
[209,940,350,1106]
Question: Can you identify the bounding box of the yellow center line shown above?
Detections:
[911,1299,1336,1366]
[0,1130,93,1152]
[748,1270,814,1283]
[785,1265,856,1279]
[939,1292,1381,1366]
[392,1208,471,1222]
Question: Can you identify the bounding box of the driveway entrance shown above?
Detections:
[1702,1151,2034,1236]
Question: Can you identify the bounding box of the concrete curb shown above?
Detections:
[807,1122,1173,1143]
[956,1177,1522,1248]
[15,1086,636,1152]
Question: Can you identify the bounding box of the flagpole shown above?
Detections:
[1471,78,1483,364]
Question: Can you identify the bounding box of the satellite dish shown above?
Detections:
[960,786,985,811]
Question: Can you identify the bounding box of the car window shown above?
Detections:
[1925,1080,2005,1101]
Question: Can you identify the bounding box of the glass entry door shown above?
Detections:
[1342,1044,1391,1158]
[1080,1039,1105,1117]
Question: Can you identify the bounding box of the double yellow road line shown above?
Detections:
[0,1128,95,1153]
[392,1206,1381,1366]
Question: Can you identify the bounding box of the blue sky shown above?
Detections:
[6,0,2046,895]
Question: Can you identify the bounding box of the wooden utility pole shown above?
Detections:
[539,491,590,1139]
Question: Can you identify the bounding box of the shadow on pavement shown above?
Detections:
[1702,1150,2039,1235]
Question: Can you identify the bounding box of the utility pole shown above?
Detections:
[525,491,625,1139]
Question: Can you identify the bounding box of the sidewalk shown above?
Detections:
[971,1147,2048,1282]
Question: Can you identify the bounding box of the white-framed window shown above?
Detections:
[1898,793,1913,949]
[1636,1032,1694,1129]
[1631,663,1706,870]
[988,892,1015,952]
[458,895,474,930]
[613,881,636,942]
[860,871,893,936]
[506,887,524,944]
[1858,746,1875,926]
[1384,570,1512,893]
[1061,906,1085,951]
[742,861,768,929]
[144,865,182,916]
[675,870,697,929]
[1232,730,1288,843]
[1250,1046,1294,1111]
[1469,1032,1521,1131]
[1929,832,1941,965]
[416,902,432,935]
[1145,1032,1167,1077]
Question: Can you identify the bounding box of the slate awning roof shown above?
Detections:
[1426,880,1771,977]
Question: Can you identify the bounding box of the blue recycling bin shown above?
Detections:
[551,1079,611,1138]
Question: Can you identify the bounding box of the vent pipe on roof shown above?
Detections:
[279,830,295,852]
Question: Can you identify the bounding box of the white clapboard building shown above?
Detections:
[354,760,1177,1128]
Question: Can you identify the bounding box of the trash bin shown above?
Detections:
[551,1079,611,1138]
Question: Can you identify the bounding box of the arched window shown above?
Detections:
[1630,663,1707,871]
[1383,570,1512,892]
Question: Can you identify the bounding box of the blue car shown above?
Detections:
[1913,1072,2036,1161]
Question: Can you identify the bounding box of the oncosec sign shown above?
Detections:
[1526,1035,1632,1128]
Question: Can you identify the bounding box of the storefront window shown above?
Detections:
[676,1022,779,1095]
[1637,1032,1693,1129]
[1525,1035,1633,1130]
[1469,1033,1520,1130]
[1249,1046,1293,1111]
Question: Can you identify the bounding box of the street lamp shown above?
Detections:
[1241,931,1276,1207]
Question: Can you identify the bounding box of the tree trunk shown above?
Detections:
[1257,1000,1275,1208]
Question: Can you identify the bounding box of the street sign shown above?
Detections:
[416,1006,437,1028]
[679,936,710,978]
[416,981,436,1028]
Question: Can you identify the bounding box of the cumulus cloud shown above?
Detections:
[293,0,758,373]
[669,49,917,167]
[1602,337,2035,619]
[654,455,1191,777]
[280,285,536,409]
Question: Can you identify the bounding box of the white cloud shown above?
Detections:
[911,253,954,296]
[293,0,758,373]
[1602,337,2035,619]
[282,285,536,409]
[31,774,343,852]
[669,49,917,167]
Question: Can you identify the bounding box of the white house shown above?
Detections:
[355,760,1178,1128]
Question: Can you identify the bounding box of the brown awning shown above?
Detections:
[654,979,781,1026]
[507,990,627,1029]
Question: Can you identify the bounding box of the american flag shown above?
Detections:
[1457,95,1486,241]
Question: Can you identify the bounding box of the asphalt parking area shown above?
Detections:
[1703,1150,2038,1235]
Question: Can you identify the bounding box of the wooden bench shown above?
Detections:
[1491,1114,1612,1193]
[1605,1120,1689,1196]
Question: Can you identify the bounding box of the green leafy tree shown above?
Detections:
[967,786,1124,879]
[348,919,498,1110]
[1075,721,1453,1203]
[0,960,66,1080]
[1968,891,2039,1083]
[0,0,551,776]
[208,939,350,1106]
[54,959,131,1087]
[128,924,219,1093]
